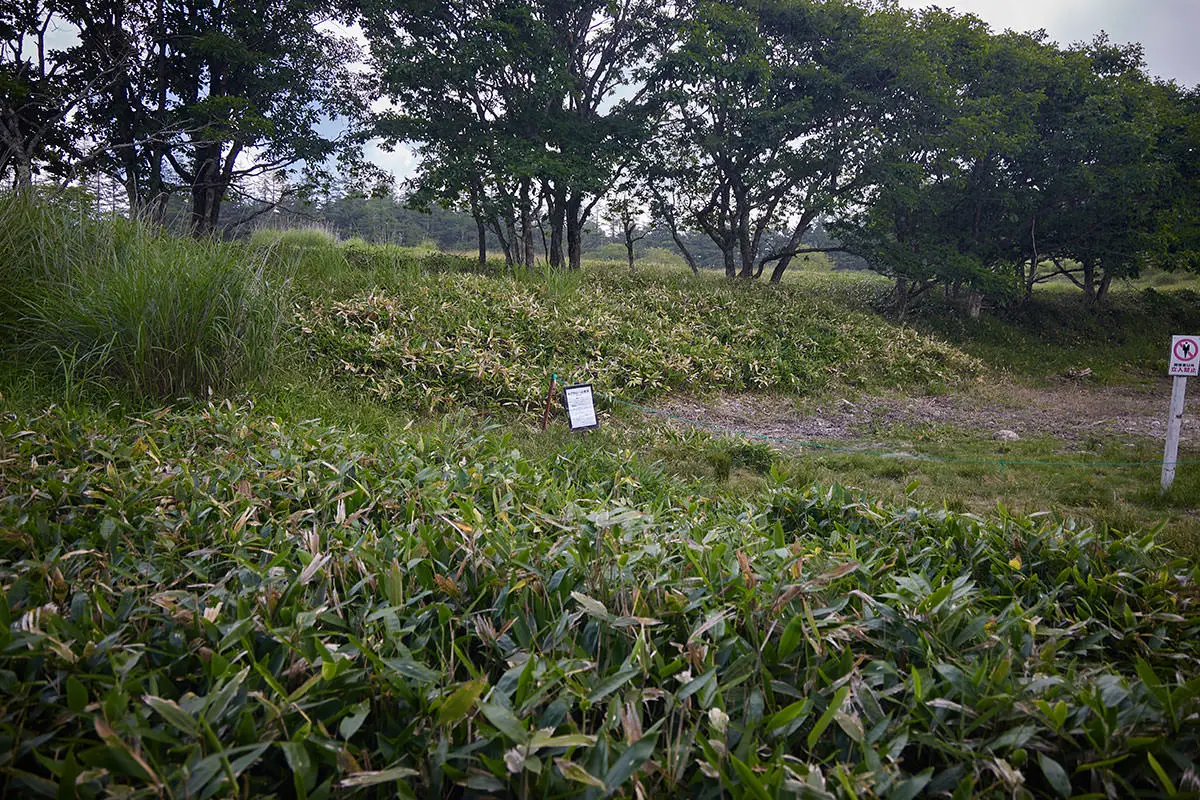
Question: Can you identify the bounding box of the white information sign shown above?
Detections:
[1164,335,1196,492]
[1170,335,1200,376]
[562,384,598,431]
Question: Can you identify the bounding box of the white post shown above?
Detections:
[1162,375,1188,493]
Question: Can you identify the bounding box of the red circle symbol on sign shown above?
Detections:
[1175,338,1198,362]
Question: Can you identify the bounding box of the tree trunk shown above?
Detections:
[488,215,514,266]
[519,177,535,268]
[504,214,519,266]
[669,229,700,274]
[190,145,221,236]
[966,292,982,319]
[660,203,700,273]
[624,225,636,272]
[736,213,755,278]
[894,277,910,324]
[1096,271,1113,305]
[566,193,584,270]
[767,216,815,284]
[548,185,565,269]
[1082,261,1096,304]
[13,157,32,191]
[722,247,737,279]
[1023,256,1038,304]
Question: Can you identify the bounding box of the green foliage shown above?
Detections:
[249,226,338,249]
[911,285,1200,384]
[837,13,1196,307]
[639,247,687,268]
[297,266,977,413]
[648,0,941,281]
[0,195,288,399]
[1,400,1198,798]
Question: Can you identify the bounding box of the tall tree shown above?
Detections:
[0,0,120,188]
[838,15,1187,310]
[156,0,366,234]
[361,0,670,269]
[648,0,931,282]
[3,0,367,233]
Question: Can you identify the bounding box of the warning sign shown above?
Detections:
[1170,335,1199,376]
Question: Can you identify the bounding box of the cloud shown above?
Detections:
[366,140,418,185]
[896,0,1200,85]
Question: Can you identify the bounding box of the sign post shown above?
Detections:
[1162,336,1198,492]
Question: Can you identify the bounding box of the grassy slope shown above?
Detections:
[290,248,1200,554]
[2,234,1200,798]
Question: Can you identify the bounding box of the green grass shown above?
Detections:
[1,195,288,400]
[2,399,1198,798]
[249,225,339,249]
[295,265,975,413]
[4,223,1200,798]
[908,286,1200,385]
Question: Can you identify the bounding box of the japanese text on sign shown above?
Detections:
[1170,335,1199,376]
[562,384,598,430]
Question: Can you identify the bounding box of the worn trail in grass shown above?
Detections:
[636,379,1200,556]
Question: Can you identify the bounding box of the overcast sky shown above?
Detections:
[894,0,1200,87]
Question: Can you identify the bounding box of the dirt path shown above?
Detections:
[658,378,1189,448]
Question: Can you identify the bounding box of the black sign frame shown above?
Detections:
[561,383,599,431]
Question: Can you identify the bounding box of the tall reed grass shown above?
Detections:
[0,193,288,399]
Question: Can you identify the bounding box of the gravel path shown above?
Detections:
[656,378,1188,448]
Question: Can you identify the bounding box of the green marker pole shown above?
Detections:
[541,373,557,430]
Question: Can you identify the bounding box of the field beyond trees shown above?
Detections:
[2,208,1200,798]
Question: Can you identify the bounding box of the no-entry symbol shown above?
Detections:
[1164,334,1198,493]
[1170,335,1200,376]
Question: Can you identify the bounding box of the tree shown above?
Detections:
[832,10,1038,314]
[361,0,670,269]
[3,0,368,233]
[837,14,1187,311]
[152,0,365,235]
[1150,84,1200,276]
[604,191,648,271]
[0,0,123,189]
[648,0,931,282]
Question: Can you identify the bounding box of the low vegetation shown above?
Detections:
[2,217,1200,798]
[298,267,975,413]
[2,401,1198,799]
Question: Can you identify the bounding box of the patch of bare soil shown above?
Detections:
[658,377,1188,448]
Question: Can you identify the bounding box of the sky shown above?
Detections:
[371,0,1200,185]
[894,0,1200,87]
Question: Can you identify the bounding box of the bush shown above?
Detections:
[637,246,687,269]
[0,194,288,399]
[298,267,979,413]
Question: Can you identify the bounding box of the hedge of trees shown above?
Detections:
[4,0,1198,306]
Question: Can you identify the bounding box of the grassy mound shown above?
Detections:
[909,286,1200,384]
[0,196,287,399]
[1,402,1197,798]
[297,268,978,413]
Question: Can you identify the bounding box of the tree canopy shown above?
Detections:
[3,0,1197,302]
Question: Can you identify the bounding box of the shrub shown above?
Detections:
[0,194,288,399]
[638,246,687,268]
[298,268,980,413]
